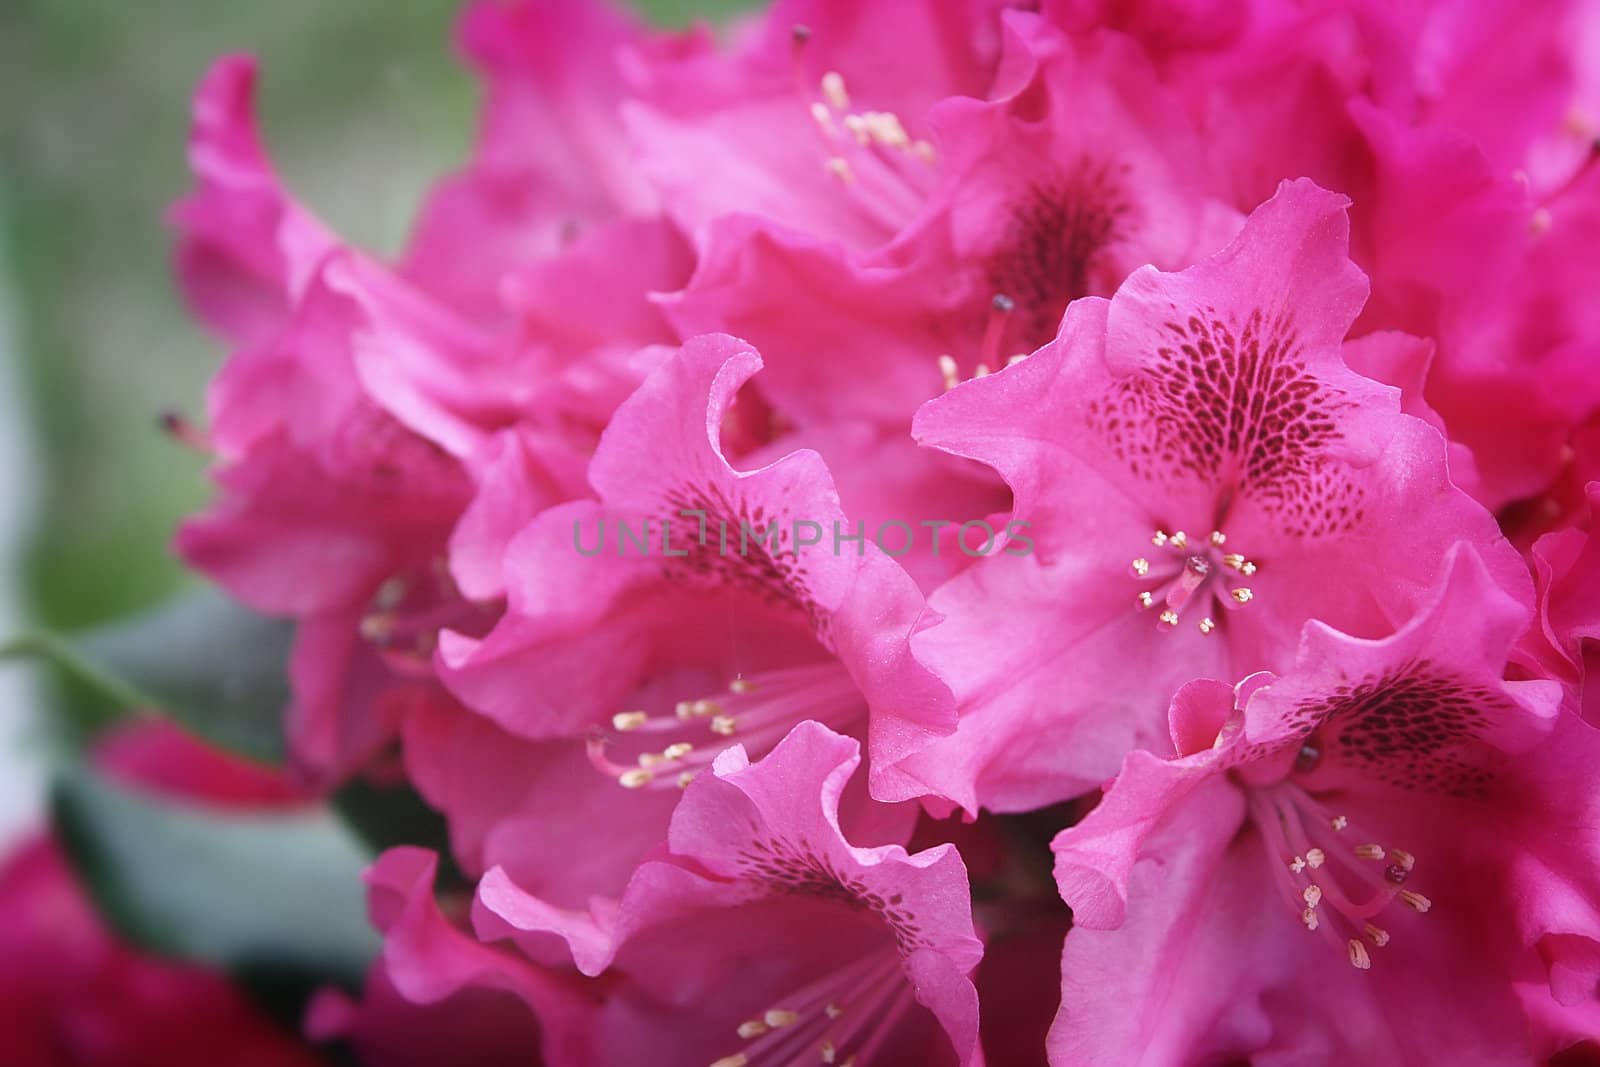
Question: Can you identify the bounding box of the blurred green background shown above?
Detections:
[0,0,750,636]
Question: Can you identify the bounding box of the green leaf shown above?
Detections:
[52,766,380,992]
[2,587,293,762]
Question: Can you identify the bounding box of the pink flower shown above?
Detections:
[430,334,954,901]
[897,178,1523,813]
[1049,544,1600,1064]
[626,0,1014,251]
[889,177,1523,819]
[173,45,689,783]
[468,722,983,1066]
[668,11,1236,420]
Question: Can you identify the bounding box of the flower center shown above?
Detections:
[791,30,938,234]
[1129,529,1257,635]
[359,563,496,676]
[1249,754,1432,971]
[708,949,913,1067]
[591,662,862,791]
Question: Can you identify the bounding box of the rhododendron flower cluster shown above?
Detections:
[164,0,1600,1063]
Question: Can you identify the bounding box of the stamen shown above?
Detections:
[1348,939,1371,970]
[1209,530,1226,546]
[1137,591,1154,609]
[710,715,738,736]
[1231,587,1253,603]
[1305,848,1325,869]
[619,769,653,789]
[1364,924,1390,947]
[1354,844,1386,860]
[1303,885,1323,907]
[1197,616,1216,635]
[1131,558,1150,577]
[765,1010,800,1029]
[825,157,855,184]
[613,711,648,732]
[1330,815,1348,831]
[738,1021,769,1039]
[937,354,960,391]
[711,1056,749,1067]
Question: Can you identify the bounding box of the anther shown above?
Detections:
[1131,558,1150,577]
[1158,609,1179,628]
[937,354,960,391]
[1137,591,1155,609]
[765,1009,800,1028]
[1152,530,1169,546]
[1399,890,1432,913]
[711,1055,750,1067]
[1169,531,1188,548]
[1231,587,1253,603]
[1330,815,1349,831]
[619,769,654,789]
[1354,844,1386,860]
[1303,885,1323,907]
[1364,924,1390,947]
[821,1040,837,1064]
[1198,617,1216,635]
[791,24,811,43]
[737,1020,769,1039]
[824,1003,843,1019]
[710,715,738,736]
[612,711,648,732]
[825,156,855,183]
[991,293,1015,313]
[1388,849,1415,871]
[820,71,849,109]
[1209,531,1227,546]
[1305,848,1325,869]
[1348,939,1371,970]
[677,772,695,789]
[1289,856,1307,874]
[663,742,694,761]
[1302,907,1319,931]
[729,677,756,694]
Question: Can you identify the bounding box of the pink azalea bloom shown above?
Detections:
[1050,544,1600,1065]
[626,0,1014,251]
[467,722,984,1066]
[173,48,688,783]
[667,11,1237,428]
[897,178,1523,813]
[431,334,953,901]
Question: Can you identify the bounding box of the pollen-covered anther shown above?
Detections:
[662,742,694,761]
[1348,939,1372,970]
[1305,848,1326,869]
[619,769,654,789]
[1399,891,1432,913]
[1354,843,1386,861]
[1131,558,1150,577]
[764,1009,800,1029]
[737,1020,769,1039]
[729,677,756,695]
[820,71,849,109]
[1302,907,1320,931]
[1231,587,1253,603]
[1364,924,1391,948]
[1169,530,1188,549]
[825,157,855,184]
[1158,609,1180,628]
[1288,855,1307,875]
[677,772,695,789]
[710,1055,749,1067]
[677,699,721,720]
[1302,885,1323,907]
[1151,530,1168,546]
[710,715,738,736]
[1198,616,1216,635]
[821,1040,837,1064]
[1137,591,1155,609]
[1330,815,1349,831]
[937,354,960,391]
[810,102,836,136]
[1209,530,1226,546]
[612,711,648,732]
[1388,849,1415,872]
